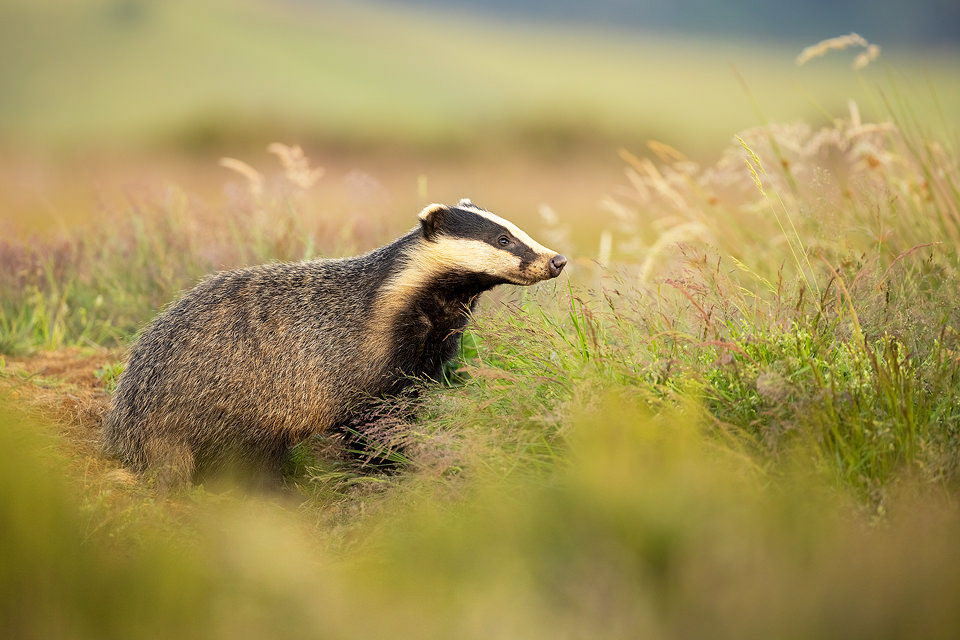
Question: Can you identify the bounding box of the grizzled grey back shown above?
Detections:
[102,199,566,487]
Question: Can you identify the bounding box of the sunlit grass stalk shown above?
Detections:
[737,137,822,301]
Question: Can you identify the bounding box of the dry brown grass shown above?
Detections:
[796,33,881,70]
[1,348,120,488]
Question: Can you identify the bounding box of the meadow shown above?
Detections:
[3,1,960,637]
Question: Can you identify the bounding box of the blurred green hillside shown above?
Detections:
[384,0,960,46]
[2,0,959,155]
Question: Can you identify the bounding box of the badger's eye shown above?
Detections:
[497,235,510,247]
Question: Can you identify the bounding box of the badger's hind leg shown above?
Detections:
[102,412,196,493]
[141,436,196,493]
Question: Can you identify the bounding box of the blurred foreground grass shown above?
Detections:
[4,395,960,639]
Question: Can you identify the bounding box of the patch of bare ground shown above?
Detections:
[1,347,128,486]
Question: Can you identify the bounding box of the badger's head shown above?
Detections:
[415,199,566,286]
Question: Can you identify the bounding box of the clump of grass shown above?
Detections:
[556,93,960,502]
[94,361,124,393]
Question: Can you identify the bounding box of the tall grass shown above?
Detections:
[3,100,960,500]
[583,97,960,500]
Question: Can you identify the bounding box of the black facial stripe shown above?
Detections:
[517,251,534,270]
[438,206,541,266]
[441,207,511,240]
[510,243,537,266]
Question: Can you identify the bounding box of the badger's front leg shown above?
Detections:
[329,396,420,469]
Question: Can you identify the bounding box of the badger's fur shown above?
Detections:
[102,199,566,486]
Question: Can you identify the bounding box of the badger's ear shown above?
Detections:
[418,203,448,241]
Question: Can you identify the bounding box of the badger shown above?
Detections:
[102,199,566,487]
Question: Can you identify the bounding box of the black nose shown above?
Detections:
[549,254,567,277]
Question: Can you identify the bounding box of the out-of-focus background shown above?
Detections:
[2,0,958,236]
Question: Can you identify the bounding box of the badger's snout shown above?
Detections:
[549,254,567,278]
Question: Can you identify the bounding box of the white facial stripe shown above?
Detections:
[426,236,523,280]
[458,202,556,257]
[378,237,523,301]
